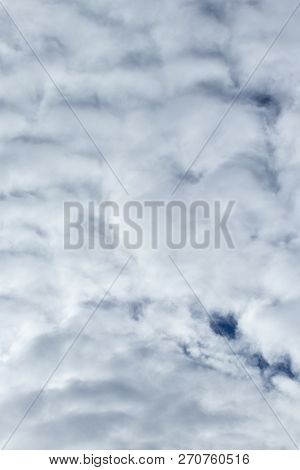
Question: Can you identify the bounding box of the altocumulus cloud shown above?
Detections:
[0,0,300,449]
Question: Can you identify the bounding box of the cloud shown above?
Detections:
[0,0,300,450]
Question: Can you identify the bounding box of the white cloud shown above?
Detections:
[0,0,300,449]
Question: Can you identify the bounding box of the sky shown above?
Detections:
[1,0,300,449]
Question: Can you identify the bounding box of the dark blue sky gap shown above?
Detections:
[209,313,238,340]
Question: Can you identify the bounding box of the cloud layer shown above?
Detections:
[1,0,300,449]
